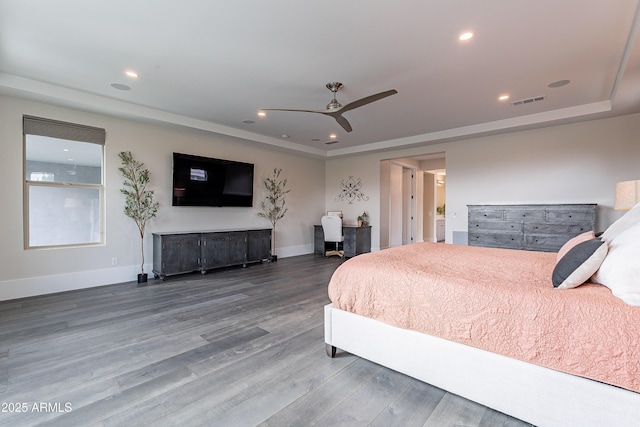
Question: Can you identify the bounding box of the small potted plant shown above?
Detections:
[357,215,363,227]
[257,168,290,261]
[118,151,159,284]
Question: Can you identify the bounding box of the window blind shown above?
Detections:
[23,115,105,145]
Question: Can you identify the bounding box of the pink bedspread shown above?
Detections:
[328,242,640,393]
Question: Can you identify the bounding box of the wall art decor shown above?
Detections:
[335,176,369,204]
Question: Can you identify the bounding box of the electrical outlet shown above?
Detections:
[112,257,118,266]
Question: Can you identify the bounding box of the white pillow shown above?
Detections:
[591,221,640,305]
[599,201,640,244]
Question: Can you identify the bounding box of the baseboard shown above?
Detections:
[0,244,321,301]
[0,265,143,302]
[275,244,314,259]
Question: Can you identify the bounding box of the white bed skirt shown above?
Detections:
[324,304,640,427]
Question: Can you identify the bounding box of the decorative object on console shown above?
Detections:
[118,151,159,285]
[335,176,369,204]
[360,211,369,226]
[257,168,290,261]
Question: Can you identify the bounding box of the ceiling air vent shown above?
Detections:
[325,140,340,145]
[511,95,545,106]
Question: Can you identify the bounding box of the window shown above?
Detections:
[23,115,105,248]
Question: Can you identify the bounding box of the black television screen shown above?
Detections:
[172,152,254,207]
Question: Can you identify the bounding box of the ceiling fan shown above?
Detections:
[261,82,397,133]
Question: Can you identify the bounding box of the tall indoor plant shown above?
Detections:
[118,151,159,283]
[257,168,290,261]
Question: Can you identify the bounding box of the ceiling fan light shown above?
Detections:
[327,100,342,110]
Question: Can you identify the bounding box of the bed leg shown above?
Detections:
[326,343,337,358]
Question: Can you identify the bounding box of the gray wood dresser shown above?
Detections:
[467,204,596,252]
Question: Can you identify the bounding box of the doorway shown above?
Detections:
[380,153,445,249]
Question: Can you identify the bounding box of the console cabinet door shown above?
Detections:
[228,232,248,265]
[247,229,271,262]
[201,233,228,269]
[158,234,200,275]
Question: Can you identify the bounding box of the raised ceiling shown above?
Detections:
[1,1,640,158]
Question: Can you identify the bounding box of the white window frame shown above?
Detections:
[23,115,106,249]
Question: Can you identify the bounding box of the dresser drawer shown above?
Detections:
[546,210,595,222]
[503,210,545,221]
[524,222,594,235]
[524,234,574,252]
[469,209,504,221]
[469,232,522,249]
[469,221,522,232]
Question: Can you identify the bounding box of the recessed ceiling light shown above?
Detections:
[329,133,337,139]
[281,134,289,138]
[125,70,139,78]
[459,31,474,41]
[111,83,131,91]
[548,79,570,88]
[257,111,266,117]
[498,94,510,101]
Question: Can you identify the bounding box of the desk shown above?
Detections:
[314,225,371,258]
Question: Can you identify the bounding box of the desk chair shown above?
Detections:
[321,215,344,258]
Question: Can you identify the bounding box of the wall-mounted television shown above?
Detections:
[172,152,254,207]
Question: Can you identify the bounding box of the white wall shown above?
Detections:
[3,92,639,301]
[0,95,325,300]
[326,112,640,249]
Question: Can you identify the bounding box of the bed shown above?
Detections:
[324,208,640,427]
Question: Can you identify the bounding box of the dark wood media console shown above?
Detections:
[152,228,272,280]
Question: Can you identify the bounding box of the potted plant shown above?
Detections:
[118,151,159,284]
[257,168,290,261]
[357,215,363,227]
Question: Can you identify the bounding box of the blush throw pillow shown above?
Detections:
[553,238,608,289]
[591,222,640,305]
[557,231,595,261]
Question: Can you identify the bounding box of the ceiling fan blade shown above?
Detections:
[261,108,327,114]
[338,89,398,114]
[334,115,353,132]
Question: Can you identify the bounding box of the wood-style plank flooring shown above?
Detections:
[0,254,533,426]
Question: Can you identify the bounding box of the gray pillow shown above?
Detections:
[552,238,608,289]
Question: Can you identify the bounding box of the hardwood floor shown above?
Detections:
[0,255,533,426]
